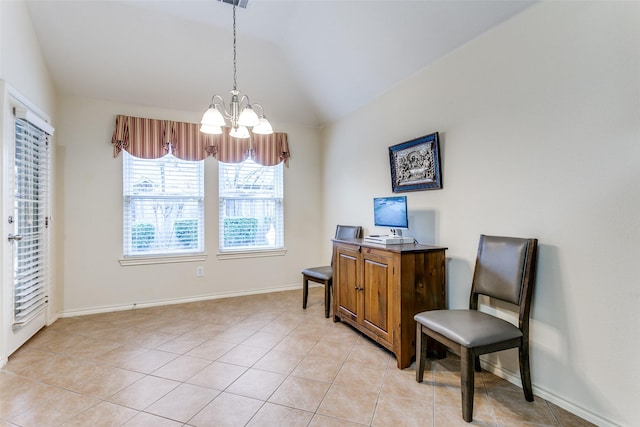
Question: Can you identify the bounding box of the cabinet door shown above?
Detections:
[361,250,394,345]
[335,246,360,320]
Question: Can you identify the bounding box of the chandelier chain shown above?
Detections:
[232,2,237,91]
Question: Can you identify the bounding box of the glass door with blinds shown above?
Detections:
[3,107,52,356]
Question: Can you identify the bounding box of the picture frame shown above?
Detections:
[388,132,442,192]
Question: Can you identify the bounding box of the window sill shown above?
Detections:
[119,253,208,266]
[217,248,287,260]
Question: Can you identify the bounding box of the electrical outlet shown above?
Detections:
[196,266,204,277]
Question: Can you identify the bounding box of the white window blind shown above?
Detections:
[219,159,283,252]
[123,151,204,256]
[13,117,50,326]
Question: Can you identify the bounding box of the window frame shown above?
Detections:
[120,151,206,264]
[217,159,285,257]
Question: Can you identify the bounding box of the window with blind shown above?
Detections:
[123,151,204,256]
[219,159,283,252]
[13,116,50,326]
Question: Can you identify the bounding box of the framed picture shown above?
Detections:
[389,132,442,192]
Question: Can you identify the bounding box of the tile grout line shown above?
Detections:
[1,290,594,427]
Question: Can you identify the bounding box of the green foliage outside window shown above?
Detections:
[132,223,155,250]
[174,219,198,248]
[223,217,258,247]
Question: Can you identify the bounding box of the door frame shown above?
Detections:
[0,81,56,366]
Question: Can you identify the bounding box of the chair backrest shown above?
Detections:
[334,225,363,240]
[331,225,362,266]
[470,235,538,324]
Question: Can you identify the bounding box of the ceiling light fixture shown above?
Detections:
[200,0,273,138]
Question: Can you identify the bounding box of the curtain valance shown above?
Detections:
[111,114,290,166]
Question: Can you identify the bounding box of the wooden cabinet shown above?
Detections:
[332,238,447,369]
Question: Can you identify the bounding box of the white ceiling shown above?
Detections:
[26,0,535,127]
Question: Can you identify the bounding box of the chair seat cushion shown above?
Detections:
[301,266,332,281]
[414,310,522,348]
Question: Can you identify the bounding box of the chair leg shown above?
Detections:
[519,343,534,402]
[461,347,475,422]
[415,324,427,383]
[302,276,309,309]
[324,279,331,318]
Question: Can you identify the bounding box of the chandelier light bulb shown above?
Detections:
[237,106,260,127]
[200,123,223,135]
[229,125,250,139]
[252,117,273,135]
[201,106,226,127]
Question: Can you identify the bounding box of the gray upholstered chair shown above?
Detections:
[414,235,538,422]
[302,225,362,318]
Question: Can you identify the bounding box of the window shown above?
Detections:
[123,151,204,257]
[219,159,283,252]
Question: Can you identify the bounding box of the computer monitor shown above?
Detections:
[373,196,408,234]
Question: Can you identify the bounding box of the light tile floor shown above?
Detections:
[0,288,595,427]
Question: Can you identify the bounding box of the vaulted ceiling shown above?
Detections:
[26,0,535,127]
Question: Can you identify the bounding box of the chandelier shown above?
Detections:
[200,0,273,138]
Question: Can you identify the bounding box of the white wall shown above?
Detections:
[0,1,56,112]
[56,95,323,314]
[0,0,58,362]
[322,2,639,426]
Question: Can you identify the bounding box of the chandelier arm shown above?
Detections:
[239,94,251,107]
[211,94,233,120]
[252,103,265,116]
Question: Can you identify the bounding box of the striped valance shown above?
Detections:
[111,115,290,166]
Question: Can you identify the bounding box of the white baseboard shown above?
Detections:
[59,284,302,318]
[46,312,59,327]
[480,359,619,427]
